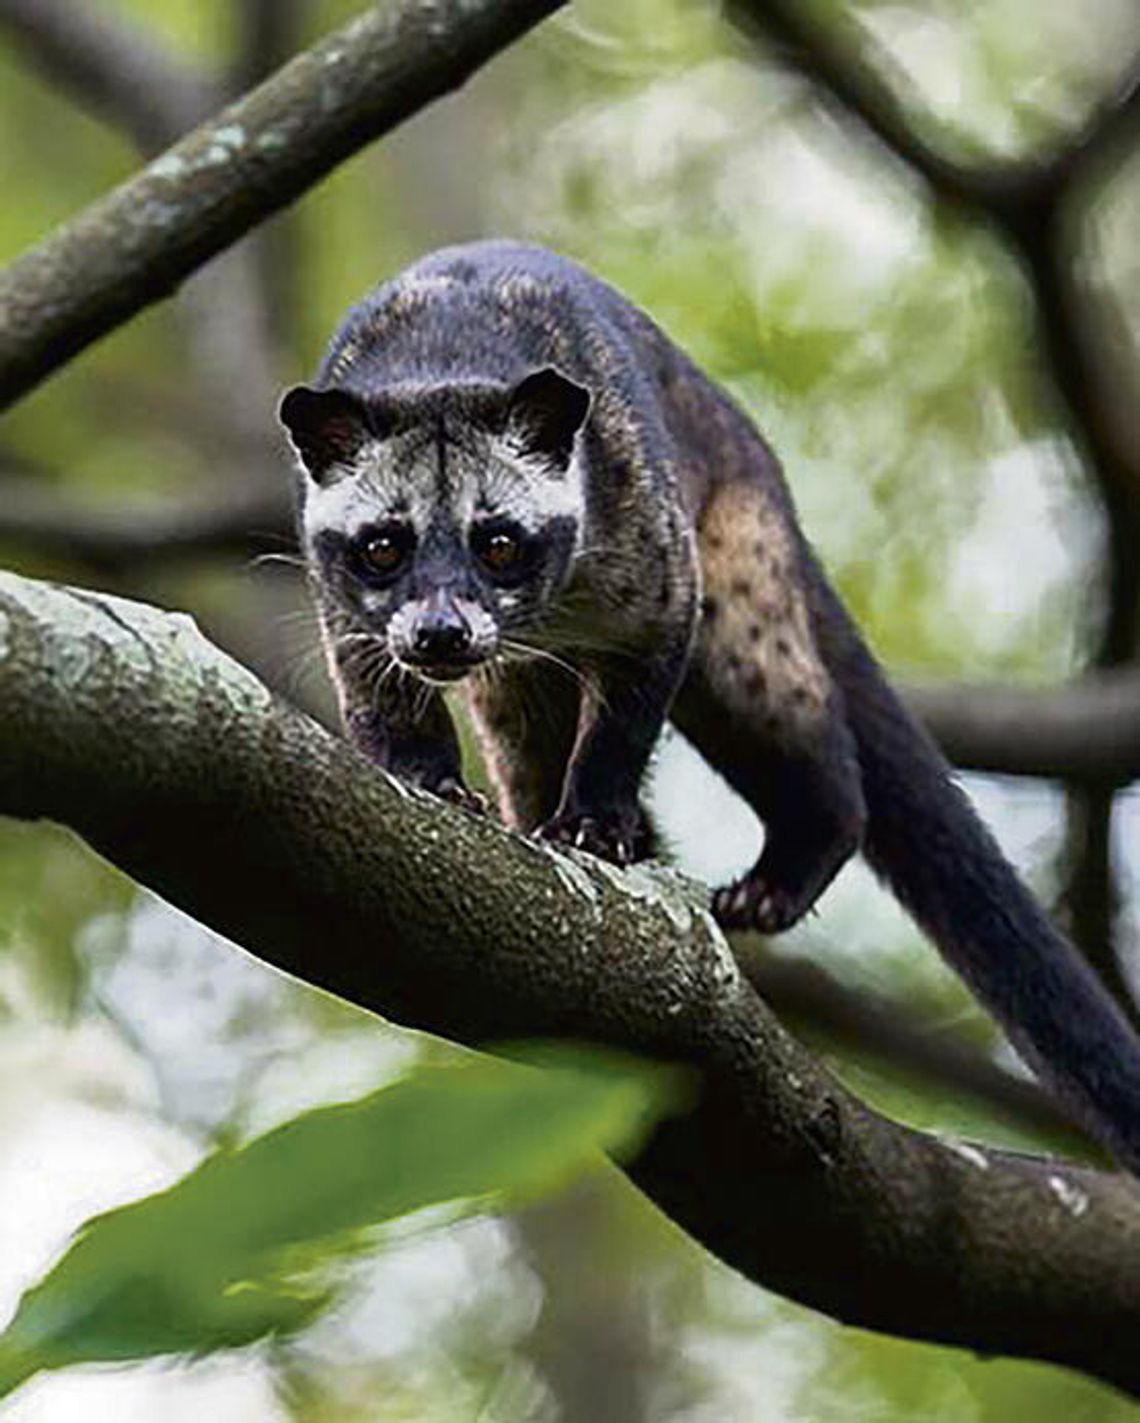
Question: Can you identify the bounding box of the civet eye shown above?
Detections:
[356,524,413,580]
[473,523,525,577]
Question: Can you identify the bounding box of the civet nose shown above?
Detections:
[411,611,472,662]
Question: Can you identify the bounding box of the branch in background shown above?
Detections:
[1032,211,1140,1004]
[513,1180,658,1423]
[740,950,1089,1149]
[0,483,293,570]
[1,569,1139,1393]
[904,673,1140,782]
[0,0,282,469]
[8,472,1140,780]
[174,249,283,456]
[0,0,565,409]
[0,0,215,151]
[230,0,309,99]
[725,3,1140,656]
[726,1,1140,217]
[78,369,284,466]
[727,1,1140,1009]
[1057,786,1138,1027]
[227,0,311,348]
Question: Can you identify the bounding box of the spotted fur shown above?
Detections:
[694,479,827,739]
[282,241,1140,1174]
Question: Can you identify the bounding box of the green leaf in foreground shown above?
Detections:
[0,1048,680,1397]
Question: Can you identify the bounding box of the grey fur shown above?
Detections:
[281,240,1140,1175]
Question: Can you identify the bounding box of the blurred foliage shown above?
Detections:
[0,1050,673,1400]
[831,0,1140,162]
[0,822,130,1022]
[1,0,1139,1418]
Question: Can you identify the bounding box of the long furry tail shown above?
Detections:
[820,587,1140,1174]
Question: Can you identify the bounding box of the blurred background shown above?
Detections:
[2,0,1140,1417]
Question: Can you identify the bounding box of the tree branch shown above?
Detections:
[7,479,1140,779]
[903,672,1140,781]
[0,0,284,460]
[0,483,293,570]
[0,0,216,152]
[0,569,1138,1391]
[227,0,311,345]
[726,2,1140,216]
[229,0,309,99]
[0,0,565,410]
[740,951,1090,1149]
[725,6,1140,648]
[1056,785,1139,1025]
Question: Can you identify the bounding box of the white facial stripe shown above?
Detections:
[302,432,586,547]
[476,446,586,531]
[302,465,381,542]
[301,434,437,541]
[401,274,458,296]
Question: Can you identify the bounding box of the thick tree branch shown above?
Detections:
[7,478,1140,779]
[0,570,1138,1392]
[0,0,565,410]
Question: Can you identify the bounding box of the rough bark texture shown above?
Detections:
[0,570,1138,1394]
[0,0,564,407]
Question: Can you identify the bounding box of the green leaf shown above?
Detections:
[0,1048,678,1397]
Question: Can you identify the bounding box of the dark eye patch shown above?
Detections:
[470,519,537,584]
[350,522,416,584]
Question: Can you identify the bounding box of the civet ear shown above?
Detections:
[504,366,591,466]
[278,385,373,482]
